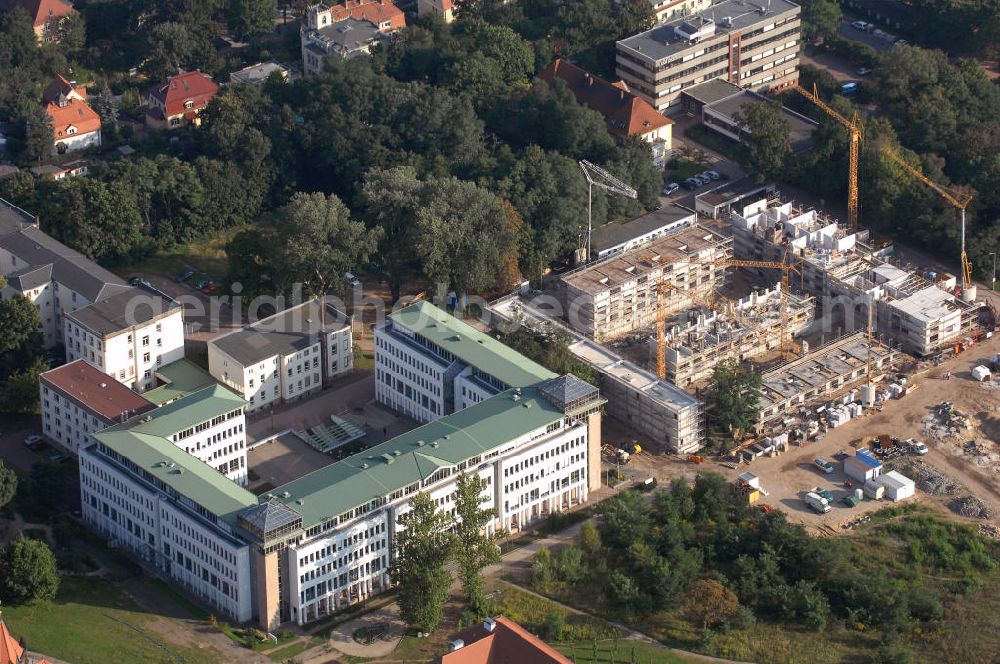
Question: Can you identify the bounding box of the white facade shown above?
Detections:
[375,324,451,422]
[79,446,254,622]
[65,301,185,392]
[417,0,455,22]
[208,300,353,413]
[169,407,249,486]
[284,415,591,625]
[55,128,102,153]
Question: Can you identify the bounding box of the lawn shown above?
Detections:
[2,576,229,664]
[265,637,325,662]
[557,640,701,664]
[114,227,242,281]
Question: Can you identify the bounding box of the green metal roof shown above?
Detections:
[269,384,569,528]
[390,301,556,388]
[145,359,218,405]
[92,384,256,525]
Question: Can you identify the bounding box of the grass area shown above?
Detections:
[114,227,243,281]
[265,637,326,662]
[557,640,700,664]
[353,344,375,372]
[148,578,209,620]
[665,156,709,182]
[2,576,227,664]
[496,582,624,642]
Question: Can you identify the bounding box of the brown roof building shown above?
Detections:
[0,0,76,43]
[0,612,51,664]
[434,617,571,664]
[40,359,156,453]
[42,74,101,153]
[146,71,220,130]
[539,59,673,161]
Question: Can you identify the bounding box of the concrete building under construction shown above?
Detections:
[560,222,733,340]
[700,189,983,357]
[665,283,815,387]
[756,331,897,427]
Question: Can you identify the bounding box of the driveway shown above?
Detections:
[837,18,895,52]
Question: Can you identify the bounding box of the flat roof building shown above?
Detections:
[560,222,733,340]
[229,61,291,85]
[616,0,801,112]
[592,205,697,259]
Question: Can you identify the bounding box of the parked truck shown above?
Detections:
[804,492,831,514]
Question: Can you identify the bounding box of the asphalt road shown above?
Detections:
[837,17,897,52]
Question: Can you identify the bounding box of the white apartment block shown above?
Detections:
[39,359,156,454]
[0,198,133,349]
[374,301,556,424]
[208,298,352,413]
[65,289,185,392]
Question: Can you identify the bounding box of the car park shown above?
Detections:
[201,282,220,294]
[814,457,835,474]
[703,170,721,181]
[681,179,698,190]
[693,174,709,185]
[175,270,195,282]
[662,182,680,196]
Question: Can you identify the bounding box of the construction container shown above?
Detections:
[972,365,992,382]
[878,471,915,501]
[863,480,885,500]
[854,488,864,501]
[738,472,760,489]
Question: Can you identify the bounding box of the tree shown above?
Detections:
[390,492,454,633]
[0,460,17,510]
[227,0,276,40]
[0,535,59,604]
[59,12,87,54]
[710,360,762,443]
[0,358,47,414]
[683,579,740,629]
[732,101,792,181]
[452,472,503,617]
[226,228,275,302]
[273,192,381,297]
[799,0,841,41]
[90,80,119,140]
[147,22,200,79]
[40,178,145,264]
[23,108,53,163]
[0,292,43,381]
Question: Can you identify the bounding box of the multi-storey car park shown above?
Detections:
[80,303,605,628]
[559,222,733,340]
[697,186,985,357]
[616,0,801,112]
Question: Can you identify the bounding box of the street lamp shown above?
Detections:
[991,252,997,290]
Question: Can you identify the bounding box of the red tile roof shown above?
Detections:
[40,359,155,421]
[45,98,101,140]
[42,74,86,105]
[149,71,219,119]
[0,0,75,27]
[435,616,571,664]
[329,0,405,31]
[539,59,672,140]
[0,618,23,664]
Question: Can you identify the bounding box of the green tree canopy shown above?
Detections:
[710,359,763,443]
[390,492,454,633]
[0,460,17,510]
[452,472,503,617]
[732,101,792,182]
[0,535,60,604]
[227,0,275,40]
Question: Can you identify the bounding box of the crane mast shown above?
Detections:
[579,160,637,263]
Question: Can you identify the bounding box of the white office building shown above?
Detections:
[208,298,353,413]
[375,301,556,423]
[0,198,134,349]
[65,289,186,392]
[39,359,156,454]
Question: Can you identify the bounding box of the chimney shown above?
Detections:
[483,618,497,633]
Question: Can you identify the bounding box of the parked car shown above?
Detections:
[692,174,709,186]
[344,271,362,288]
[195,278,212,290]
[175,270,195,283]
[662,182,680,196]
[851,20,869,30]
[681,179,698,190]
[894,38,908,45]
[910,440,929,456]
[201,282,220,294]
[127,276,151,288]
[814,457,835,474]
[23,435,42,449]
[49,454,69,463]
[856,67,872,76]
[840,82,859,95]
[703,170,721,181]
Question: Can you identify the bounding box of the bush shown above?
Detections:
[906,587,943,622]
[540,611,565,641]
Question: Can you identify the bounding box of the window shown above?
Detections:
[143,352,150,363]
[142,336,149,347]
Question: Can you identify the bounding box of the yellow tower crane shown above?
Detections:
[881,147,976,297]
[791,84,862,231]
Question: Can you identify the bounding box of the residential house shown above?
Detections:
[539,59,673,166]
[229,61,291,85]
[416,0,455,23]
[146,71,219,130]
[435,617,571,664]
[0,0,76,43]
[300,1,405,74]
[0,611,52,663]
[42,74,101,153]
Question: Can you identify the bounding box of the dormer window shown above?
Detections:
[66,126,77,135]
[184,100,194,109]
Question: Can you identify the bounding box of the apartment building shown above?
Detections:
[616,0,801,112]
[757,332,897,426]
[639,0,715,23]
[208,298,353,413]
[300,1,405,74]
[39,359,156,454]
[490,295,706,454]
[43,74,101,153]
[79,374,603,628]
[0,198,133,349]
[65,289,185,392]
[559,222,733,340]
[375,301,556,423]
[709,190,981,356]
[592,205,697,260]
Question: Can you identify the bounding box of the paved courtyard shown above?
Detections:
[247,432,334,491]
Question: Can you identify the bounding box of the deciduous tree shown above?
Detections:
[683,579,740,629]
[732,101,792,182]
[390,492,454,633]
[0,536,59,604]
[0,460,17,510]
[709,359,762,443]
[452,472,503,617]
